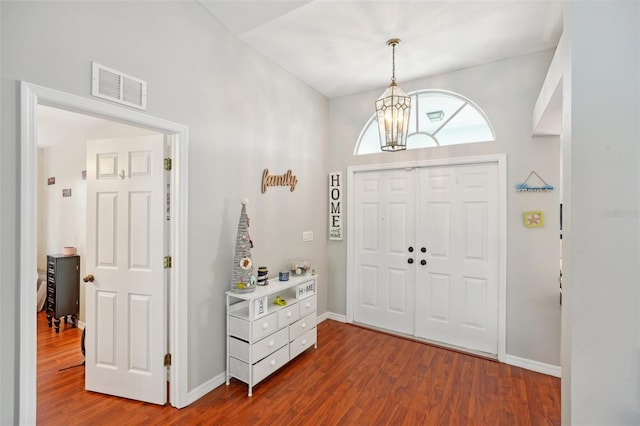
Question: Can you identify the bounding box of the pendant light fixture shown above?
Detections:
[375,38,411,152]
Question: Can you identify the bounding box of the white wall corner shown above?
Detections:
[532,32,566,136]
[186,371,226,406]
[319,312,347,323]
[504,354,561,378]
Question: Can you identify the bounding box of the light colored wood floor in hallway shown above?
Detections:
[37,311,560,425]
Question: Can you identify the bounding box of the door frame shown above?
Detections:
[19,81,190,423]
[346,154,507,361]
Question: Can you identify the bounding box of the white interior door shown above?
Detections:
[85,134,167,404]
[353,169,416,335]
[415,163,499,354]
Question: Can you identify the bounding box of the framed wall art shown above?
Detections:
[523,211,544,228]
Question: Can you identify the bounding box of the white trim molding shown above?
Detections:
[187,372,226,406]
[318,312,347,323]
[504,354,562,378]
[19,82,190,424]
[346,154,508,362]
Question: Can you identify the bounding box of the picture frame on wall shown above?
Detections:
[523,211,544,228]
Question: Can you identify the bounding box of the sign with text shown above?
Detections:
[254,296,268,319]
[261,168,298,193]
[329,172,343,240]
[296,280,316,299]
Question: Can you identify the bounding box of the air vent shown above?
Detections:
[91,62,147,110]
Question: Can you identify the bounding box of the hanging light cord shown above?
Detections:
[391,42,396,84]
[387,39,400,85]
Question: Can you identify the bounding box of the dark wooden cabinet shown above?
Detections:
[46,254,80,333]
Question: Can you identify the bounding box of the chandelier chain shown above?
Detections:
[391,43,396,84]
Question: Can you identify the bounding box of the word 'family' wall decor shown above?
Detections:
[261,169,298,193]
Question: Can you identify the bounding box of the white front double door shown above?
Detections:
[353,162,499,354]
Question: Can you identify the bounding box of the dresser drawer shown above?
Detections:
[229,327,289,363]
[298,294,317,318]
[253,345,289,385]
[289,328,316,359]
[289,313,316,341]
[229,312,278,342]
[277,303,299,328]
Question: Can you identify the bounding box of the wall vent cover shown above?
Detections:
[91,62,147,110]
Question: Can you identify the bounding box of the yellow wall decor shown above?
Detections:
[523,211,544,228]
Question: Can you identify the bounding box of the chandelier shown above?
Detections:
[375,38,411,152]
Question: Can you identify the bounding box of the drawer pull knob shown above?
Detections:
[270,359,276,366]
[305,303,311,308]
[301,323,306,328]
[287,312,292,317]
[262,323,269,329]
[302,339,307,345]
[268,340,274,347]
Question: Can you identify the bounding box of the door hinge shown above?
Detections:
[164,353,172,367]
[163,256,172,268]
[164,158,172,171]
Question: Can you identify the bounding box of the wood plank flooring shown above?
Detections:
[37,311,560,425]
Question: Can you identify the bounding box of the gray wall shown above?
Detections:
[327,50,562,366]
[562,2,640,424]
[1,1,328,422]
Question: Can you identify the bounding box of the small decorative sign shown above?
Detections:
[516,171,554,192]
[296,280,315,299]
[523,211,544,228]
[254,296,268,319]
[82,170,87,180]
[62,188,72,197]
[47,177,55,185]
[329,172,343,240]
[261,169,298,193]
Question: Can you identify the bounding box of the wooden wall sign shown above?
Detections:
[329,172,343,240]
[261,169,298,193]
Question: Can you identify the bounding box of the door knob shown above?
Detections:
[420,259,427,266]
[83,274,94,283]
[408,258,414,264]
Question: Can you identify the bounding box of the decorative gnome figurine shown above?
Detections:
[231,199,255,293]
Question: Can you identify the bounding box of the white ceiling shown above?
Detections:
[199,0,564,98]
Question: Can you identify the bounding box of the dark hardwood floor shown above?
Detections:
[37,311,560,425]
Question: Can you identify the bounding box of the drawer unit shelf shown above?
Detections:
[45,254,80,333]
[226,274,318,396]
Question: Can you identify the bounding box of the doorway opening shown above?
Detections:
[20,82,189,423]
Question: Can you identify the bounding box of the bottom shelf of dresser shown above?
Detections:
[227,326,317,396]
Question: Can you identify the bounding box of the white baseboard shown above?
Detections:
[186,371,226,405]
[318,311,346,323]
[78,320,86,330]
[504,354,561,378]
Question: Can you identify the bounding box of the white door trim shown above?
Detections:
[19,81,190,424]
[346,154,507,361]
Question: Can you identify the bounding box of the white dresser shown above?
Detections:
[226,274,318,396]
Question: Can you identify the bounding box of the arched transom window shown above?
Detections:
[354,89,495,155]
